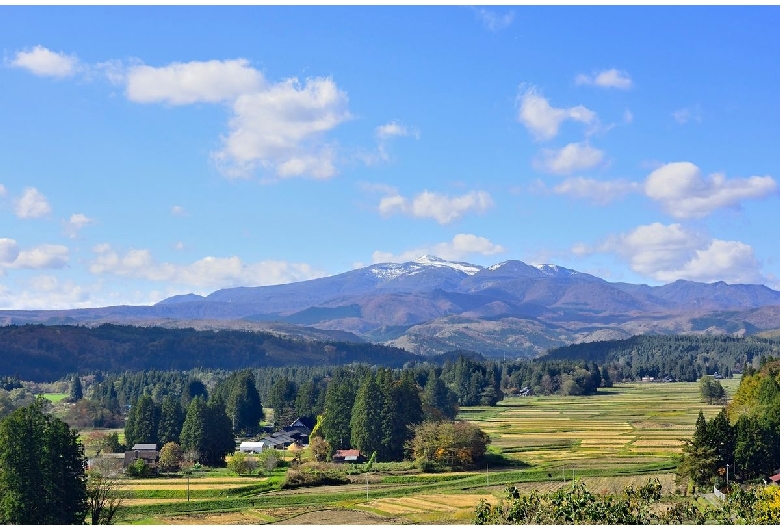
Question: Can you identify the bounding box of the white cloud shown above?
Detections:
[9,45,78,78]
[15,50,353,180]
[0,184,6,196]
[552,177,641,204]
[574,222,764,284]
[378,189,494,224]
[575,68,633,90]
[126,59,264,105]
[14,187,51,219]
[89,245,325,290]
[171,205,188,217]
[372,233,505,264]
[623,109,634,124]
[672,105,702,124]
[211,76,351,179]
[644,162,777,218]
[534,142,605,175]
[0,275,90,310]
[0,239,20,265]
[173,241,186,251]
[63,213,94,238]
[7,244,70,269]
[517,86,597,141]
[472,7,515,31]
[375,121,419,140]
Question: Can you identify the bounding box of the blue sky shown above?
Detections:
[1,6,779,309]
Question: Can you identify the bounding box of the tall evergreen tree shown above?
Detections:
[0,398,87,524]
[70,374,83,402]
[225,371,264,435]
[157,394,185,445]
[180,396,234,467]
[124,394,160,448]
[322,372,357,451]
[268,377,297,429]
[180,396,207,459]
[422,370,458,421]
[350,373,384,458]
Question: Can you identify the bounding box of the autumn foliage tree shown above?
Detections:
[408,420,489,470]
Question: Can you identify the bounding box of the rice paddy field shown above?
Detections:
[113,379,739,524]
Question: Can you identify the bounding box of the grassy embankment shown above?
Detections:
[113,379,739,524]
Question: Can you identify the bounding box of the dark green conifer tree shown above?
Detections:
[322,371,357,451]
[350,373,384,458]
[157,394,185,445]
[0,398,87,524]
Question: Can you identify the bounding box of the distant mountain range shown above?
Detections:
[3,255,780,358]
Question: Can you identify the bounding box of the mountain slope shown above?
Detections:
[3,256,780,358]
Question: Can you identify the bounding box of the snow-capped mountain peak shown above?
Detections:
[369,255,482,280]
[533,263,579,277]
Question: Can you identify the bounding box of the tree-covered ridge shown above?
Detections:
[0,323,425,381]
[544,334,780,381]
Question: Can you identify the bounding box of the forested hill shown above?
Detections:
[544,334,780,381]
[0,324,426,381]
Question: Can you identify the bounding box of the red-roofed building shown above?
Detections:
[332,449,364,464]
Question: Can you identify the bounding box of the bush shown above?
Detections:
[126,458,151,478]
[281,462,349,489]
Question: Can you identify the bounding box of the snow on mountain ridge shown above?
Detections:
[369,255,482,280]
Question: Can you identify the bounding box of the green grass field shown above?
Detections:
[112,379,738,524]
[42,393,68,402]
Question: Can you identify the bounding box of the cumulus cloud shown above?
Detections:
[0,275,92,310]
[375,121,419,140]
[125,59,264,105]
[14,49,355,180]
[552,177,641,204]
[575,68,633,89]
[517,86,597,141]
[378,189,494,224]
[0,242,69,269]
[89,245,325,290]
[63,213,94,238]
[211,76,351,179]
[14,187,51,219]
[672,105,702,124]
[533,142,605,175]
[644,162,777,218]
[9,45,78,78]
[472,7,515,31]
[0,239,20,265]
[574,222,764,284]
[372,234,505,264]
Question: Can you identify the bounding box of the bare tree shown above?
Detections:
[87,457,129,525]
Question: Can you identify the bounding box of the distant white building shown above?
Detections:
[239,441,270,454]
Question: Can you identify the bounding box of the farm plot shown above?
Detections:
[464,380,739,472]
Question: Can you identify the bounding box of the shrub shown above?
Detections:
[281,462,349,489]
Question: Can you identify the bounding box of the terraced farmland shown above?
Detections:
[114,380,738,524]
[463,379,740,472]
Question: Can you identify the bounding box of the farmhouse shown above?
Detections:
[123,443,158,470]
[239,417,313,453]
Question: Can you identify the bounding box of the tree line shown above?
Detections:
[678,357,780,490]
[545,334,780,382]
